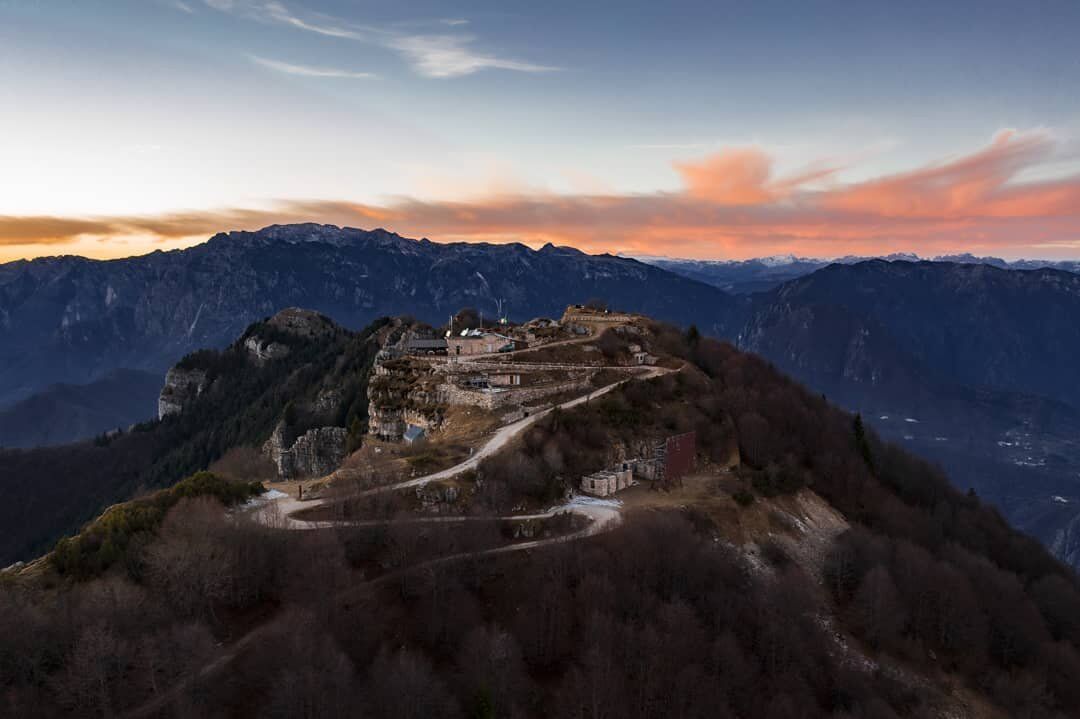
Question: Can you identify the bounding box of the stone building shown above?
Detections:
[486,372,522,386]
[561,305,633,327]
[579,433,697,497]
[580,465,634,497]
[406,338,448,355]
[448,329,515,356]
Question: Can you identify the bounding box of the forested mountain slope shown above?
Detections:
[5,323,1080,717]
[0,310,385,566]
[728,260,1080,569]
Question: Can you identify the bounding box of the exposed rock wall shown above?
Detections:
[367,355,445,441]
[157,367,208,419]
[1050,516,1080,569]
[368,406,406,441]
[263,423,347,480]
[243,336,290,364]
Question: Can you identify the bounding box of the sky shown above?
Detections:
[2,0,1080,263]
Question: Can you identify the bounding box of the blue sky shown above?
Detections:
[2,0,1079,260]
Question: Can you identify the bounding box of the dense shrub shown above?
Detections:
[50,471,262,580]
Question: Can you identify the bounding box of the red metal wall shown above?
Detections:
[664,431,697,482]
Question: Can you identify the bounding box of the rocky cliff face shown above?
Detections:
[0,224,732,407]
[367,351,445,441]
[263,422,348,480]
[157,366,209,419]
[243,336,290,364]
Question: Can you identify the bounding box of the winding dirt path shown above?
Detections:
[253,365,670,531]
[127,365,668,719]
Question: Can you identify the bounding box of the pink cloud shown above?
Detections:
[4,130,1080,261]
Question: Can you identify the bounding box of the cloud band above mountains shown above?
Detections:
[5,131,1080,260]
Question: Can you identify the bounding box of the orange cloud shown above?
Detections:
[0,217,117,245]
[675,148,776,205]
[822,130,1058,218]
[674,147,838,205]
[3,131,1080,261]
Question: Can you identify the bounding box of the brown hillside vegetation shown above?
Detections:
[3,323,1080,717]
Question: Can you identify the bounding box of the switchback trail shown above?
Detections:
[128,366,671,719]
[252,365,671,531]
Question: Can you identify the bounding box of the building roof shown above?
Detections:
[456,328,513,341]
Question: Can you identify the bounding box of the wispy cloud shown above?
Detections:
[258,1,373,40]
[248,54,375,79]
[203,1,556,78]
[10,131,1079,260]
[386,34,558,78]
[169,0,196,13]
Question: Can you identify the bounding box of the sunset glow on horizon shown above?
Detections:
[3,1,1080,263]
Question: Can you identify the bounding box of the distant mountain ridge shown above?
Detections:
[637,252,1080,293]
[0,223,735,408]
[730,259,1080,567]
[740,259,1080,409]
[0,369,162,449]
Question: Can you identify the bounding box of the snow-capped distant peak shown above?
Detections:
[757,254,799,267]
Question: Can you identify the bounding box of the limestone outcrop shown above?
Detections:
[263,422,348,480]
[157,367,208,419]
[243,336,290,364]
[367,355,445,441]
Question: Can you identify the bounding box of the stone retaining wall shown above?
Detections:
[437,377,594,410]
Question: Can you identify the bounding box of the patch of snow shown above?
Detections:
[188,302,206,337]
[903,435,914,441]
[904,417,919,423]
[239,488,289,510]
[878,415,890,420]
[758,253,798,267]
[563,495,622,509]
[1013,457,1046,467]
[934,436,948,441]
[1052,496,1070,504]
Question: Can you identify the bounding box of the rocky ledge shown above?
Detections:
[157,367,208,420]
[263,422,348,480]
